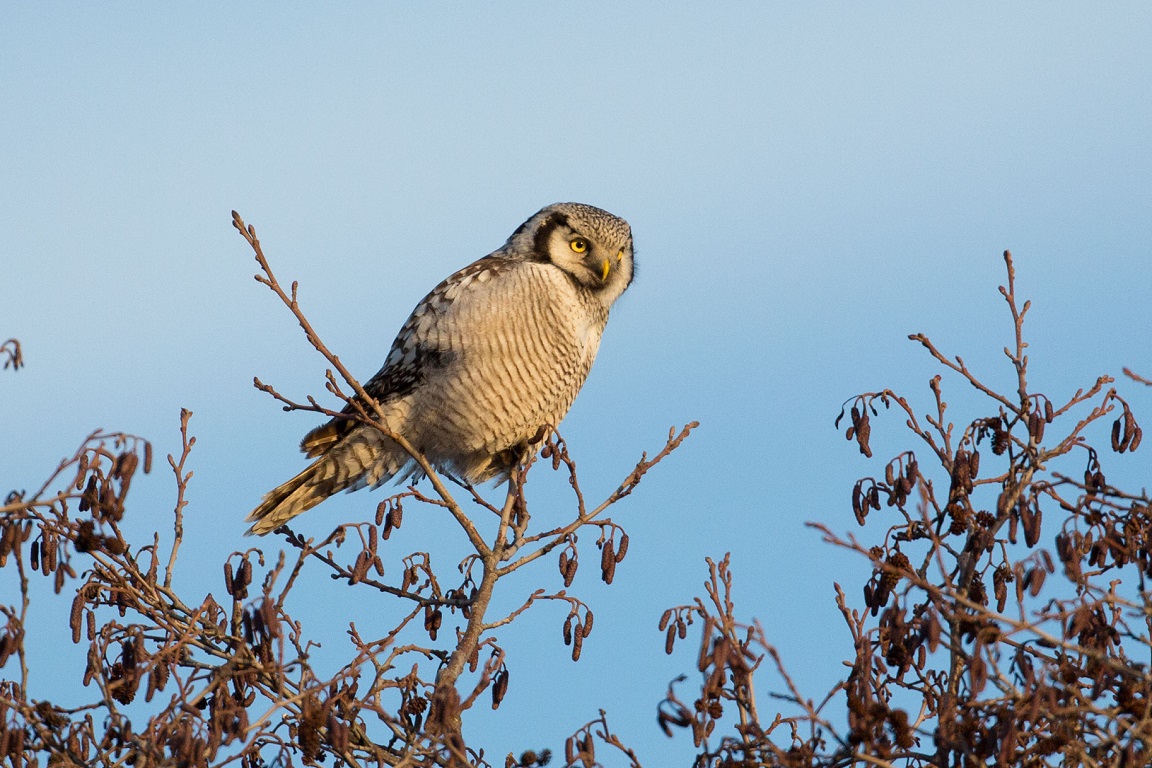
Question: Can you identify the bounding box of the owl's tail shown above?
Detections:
[245,460,335,536]
[245,427,405,536]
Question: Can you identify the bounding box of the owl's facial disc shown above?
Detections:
[517,203,633,301]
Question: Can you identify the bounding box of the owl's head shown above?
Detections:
[508,202,634,306]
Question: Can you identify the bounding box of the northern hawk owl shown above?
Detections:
[247,202,634,535]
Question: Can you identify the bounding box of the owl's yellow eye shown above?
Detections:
[617,249,624,262]
[569,238,589,254]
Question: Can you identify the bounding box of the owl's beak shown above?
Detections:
[600,258,611,282]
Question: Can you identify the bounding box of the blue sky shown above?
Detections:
[2,4,1151,764]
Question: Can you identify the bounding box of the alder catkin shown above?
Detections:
[615,535,630,563]
[70,591,85,644]
[600,539,614,575]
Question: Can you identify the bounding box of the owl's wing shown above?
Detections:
[299,256,514,457]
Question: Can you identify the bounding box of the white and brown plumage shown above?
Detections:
[246,203,635,535]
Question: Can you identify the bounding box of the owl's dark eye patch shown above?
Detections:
[529,212,570,262]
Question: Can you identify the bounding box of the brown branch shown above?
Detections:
[498,422,698,575]
[1123,367,1151,387]
[164,409,194,589]
[1,338,23,371]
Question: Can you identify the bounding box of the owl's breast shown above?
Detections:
[405,263,605,457]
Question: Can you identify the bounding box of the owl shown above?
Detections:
[246,202,635,535]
